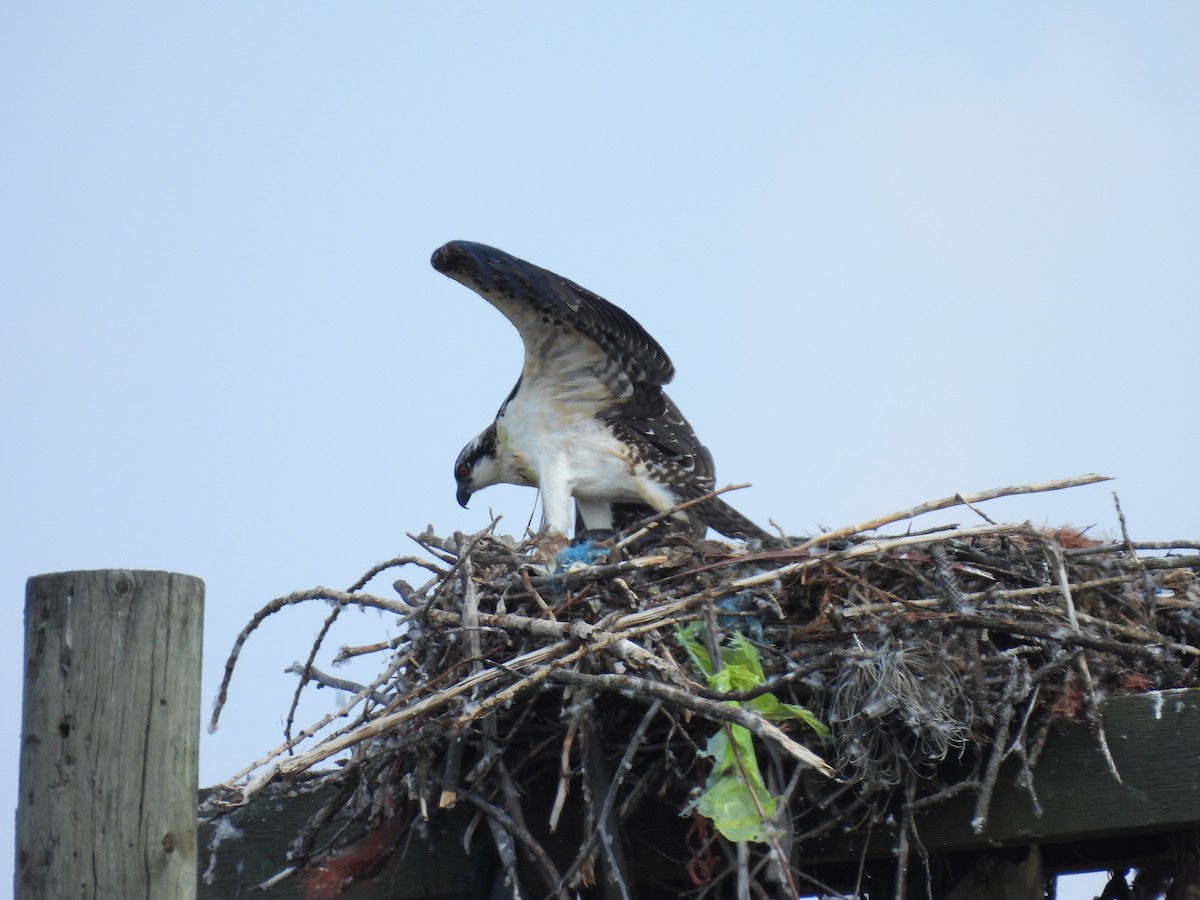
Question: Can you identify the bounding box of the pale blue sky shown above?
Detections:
[4,4,1197,894]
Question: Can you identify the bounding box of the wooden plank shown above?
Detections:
[199,784,694,899]
[17,570,205,900]
[199,689,1200,896]
[945,847,1044,900]
[200,790,506,899]
[804,688,1200,862]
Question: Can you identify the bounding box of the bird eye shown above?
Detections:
[456,462,470,479]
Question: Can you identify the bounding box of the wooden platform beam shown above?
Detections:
[801,688,1200,864]
[198,689,1200,898]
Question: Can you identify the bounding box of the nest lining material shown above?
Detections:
[205,474,1200,898]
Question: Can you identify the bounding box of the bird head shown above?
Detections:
[453,424,501,509]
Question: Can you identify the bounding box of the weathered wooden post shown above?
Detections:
[16,570,204,899]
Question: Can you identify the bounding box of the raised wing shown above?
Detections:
[431,240,770,539]
[431,240,674,403]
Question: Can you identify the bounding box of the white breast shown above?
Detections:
[496,381,679,533]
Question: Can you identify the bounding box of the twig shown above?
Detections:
[465,793,569,900]
[893,775,911,900]
[1043,536,1123,784]
[971,697,1015,832]
[567,699,660,892]
[615,483,753,549]
[728,523,1031,591]
[582,709,634,900]
[284,605,342,751]
[333,638,408,664]
[457,533,484,666]
[546,669,832,776]
[209,587,412,732]
[224,638,574,800]
[549,715,579,833]
[215,686,380,792]
[284,663,390,706]
[796,473,1112,551]
[349,554,447,591]
[522,554,671,587]
[406,530,460,564]
[1065,540,1200,557]
[518,567,555,618]
[1113,492,1160,624]
[957,492,998,526]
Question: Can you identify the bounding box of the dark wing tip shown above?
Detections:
[430,239,675,386]
[431,240,493,276]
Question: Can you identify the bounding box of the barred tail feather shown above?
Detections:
[692,495,773,542]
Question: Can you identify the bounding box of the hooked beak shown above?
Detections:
[456,484,473,509]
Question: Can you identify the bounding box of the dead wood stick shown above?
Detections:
[349,554,447,591]
[838,574,1140,617]
[333,638,407,664]
[1137,555,1200,570]
[549,716,579,832]
[219,651,410,788]
[438,536,483,811]
[556,701,663,894]
[209,587,414,731]
[522,554,671,586]
[545,669,833,776]
[228,638,576,799]
[839,523,1028,559]
[606,591,711,628]
[447,628,668,732]
[1037,536,1122,782]
[971,686,1018,832]
[457,534,483,665]
[943,612,1174,662]
[424,607,580,641]
[1113,492,1159,620]
[1065,540,1200,557]
[518,567,555,618]
[582,712,635,900]
[421,607,671,672]
[616,483,752,549]
[795,473,1112,551]
[249,612,683,795]
[836,581,1200,658]
[421,525,494,608]
[284,663,390,706]
[725,522,1029,591]
[405,530,459,564]
[284,605,344,748]
[1071,612,1200,657]
[465,793,570,900]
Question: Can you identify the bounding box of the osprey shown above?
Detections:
[433,240,771,542]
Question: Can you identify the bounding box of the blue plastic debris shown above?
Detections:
[555,539,610,573]
[716,592,764,643]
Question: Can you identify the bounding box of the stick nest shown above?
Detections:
[205,479,1200,898]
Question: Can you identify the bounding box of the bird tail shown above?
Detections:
[689,493,774,543]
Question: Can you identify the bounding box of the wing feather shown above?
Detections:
[432,241,674,401]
